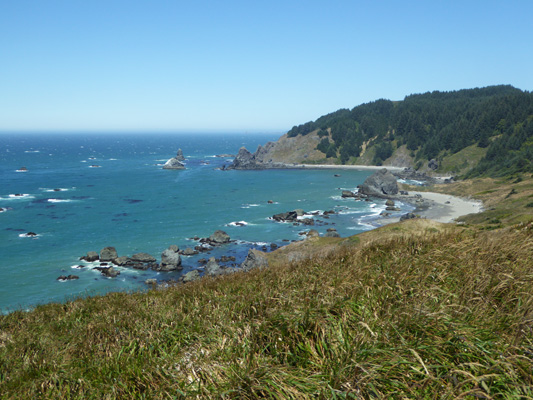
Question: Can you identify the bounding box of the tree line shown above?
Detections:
[287,85,533,176]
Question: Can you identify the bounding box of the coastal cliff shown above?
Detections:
[228,85,533,178]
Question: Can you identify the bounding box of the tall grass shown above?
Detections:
[1,223,532,398]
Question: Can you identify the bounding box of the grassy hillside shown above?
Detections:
[1,215,532,398]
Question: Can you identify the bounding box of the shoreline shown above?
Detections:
[376,190,483,225]
[297,163,404,171]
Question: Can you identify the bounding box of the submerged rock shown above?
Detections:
[57,275,79,281]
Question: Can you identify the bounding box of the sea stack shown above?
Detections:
[359,168,399,198]
[163,150,186,170]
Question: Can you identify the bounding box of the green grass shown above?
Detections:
[1,222,533,399]
[438,144,488,175]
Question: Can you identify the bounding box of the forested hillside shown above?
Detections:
[288,85,533,176]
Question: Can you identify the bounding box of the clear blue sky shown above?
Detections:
[1,0,532,133]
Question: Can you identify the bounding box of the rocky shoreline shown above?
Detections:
[59,156,478,290]
[68,229,270,287]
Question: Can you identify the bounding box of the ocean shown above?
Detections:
[0,132,391,313]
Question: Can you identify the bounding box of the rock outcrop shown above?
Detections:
[57,275,79,281]
[131,253,156,263]
[324,228,340,238]
[205,257,224,276]
[272,211,299,222]
[99,247,118,262]
[227,147,263,170]
[359,169,399,198]
[162,150,186,170]
[175,148,185,161]
[241,249,269,272]
[182,270,200,283]
[160,246,182,271]
[208,230,231,244]
[81,251,99,262]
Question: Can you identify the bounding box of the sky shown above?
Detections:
[1,0,532,133]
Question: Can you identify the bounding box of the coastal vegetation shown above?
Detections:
[2,86,533,398]
[1,174,533,398]
[288,85,533,176]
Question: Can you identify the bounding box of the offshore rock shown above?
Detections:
[175,148,185,161]
[180,247,199,256]
[81,251,99,262]
[131,252,156,263]
[208,230,231,244]
[359,169,399,198]
[162,151,186,170]
[113,256,131,266]
[341,190,357,198]
[102,266,120,278]
[99,247,118,262]
[160,246,182,271]
[272,211,298,222]
[57,275,79,281]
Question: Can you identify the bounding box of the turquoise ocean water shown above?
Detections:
[0,132,394,313]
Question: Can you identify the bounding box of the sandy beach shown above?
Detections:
[299,164,404,171]
[410,191,483,223]
[379,191,483,225]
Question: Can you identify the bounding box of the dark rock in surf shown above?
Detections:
[57,275,79,281]
[208,230,231,244]
[162,150,186,170]
[341,190,356,198]
[81,251,99,262]
[400,212,418,221]
[102,267,120,278]
[160,246,182,271]
[99,247,118,262]
[180,247,199,256]
[131,252,156,263]
[272,211,298,222]
[113,256,131,266]
[359,169,399,198]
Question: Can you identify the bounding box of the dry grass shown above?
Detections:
[1,220,532,399]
